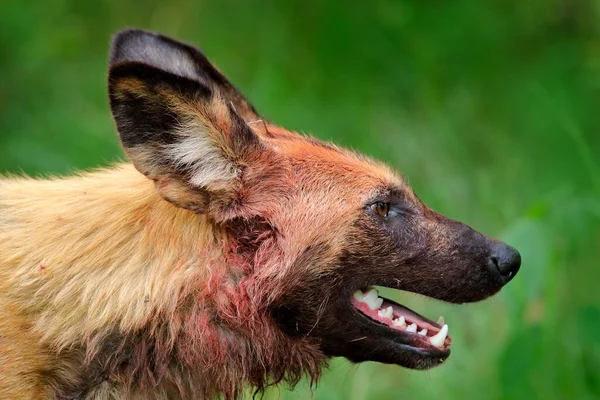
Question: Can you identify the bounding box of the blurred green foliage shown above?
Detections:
[1,1,599,399]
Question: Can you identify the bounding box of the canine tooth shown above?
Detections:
[361,288,383,310]
[418,329,428,336]
[353,290,365,301]
[437,316,445,326]
[361,288,378,302]
[406,323,417,333]
[371,298,384,310]
[378,306,393,320]
[392,316,406,327]
[429,324,448,347]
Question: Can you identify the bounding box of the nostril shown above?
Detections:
[489,256,499,268]
[488,243,521,283]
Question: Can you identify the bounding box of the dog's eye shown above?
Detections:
[371,202,390,218]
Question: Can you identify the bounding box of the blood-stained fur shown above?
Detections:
[0,30,521,399]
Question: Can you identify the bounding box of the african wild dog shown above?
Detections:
[0,29,521,399]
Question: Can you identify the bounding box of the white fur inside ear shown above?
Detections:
[165,122,238,189]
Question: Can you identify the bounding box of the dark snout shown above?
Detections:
[435,213,521,289]
[410,212,522,303]
[488,241,521,284]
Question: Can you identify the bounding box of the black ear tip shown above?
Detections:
[111,29,150,65]
[112,28,155,45]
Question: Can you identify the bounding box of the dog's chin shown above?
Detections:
[314,286,451,370]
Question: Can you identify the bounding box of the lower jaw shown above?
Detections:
[336,332,450,370]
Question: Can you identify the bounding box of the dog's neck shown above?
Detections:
[1,164,217,342]
[0,164,323,398]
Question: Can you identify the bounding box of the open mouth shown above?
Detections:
[351,287,451,353]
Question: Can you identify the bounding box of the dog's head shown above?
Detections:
[108,29,520,371]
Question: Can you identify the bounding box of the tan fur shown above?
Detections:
[0,301,51,399]
[0,165,224,397]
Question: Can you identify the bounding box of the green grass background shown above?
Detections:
[1,1,599,399]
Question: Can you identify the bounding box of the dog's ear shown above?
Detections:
[110,29,260,122]
[108,29,263,213]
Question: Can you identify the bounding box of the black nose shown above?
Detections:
[488,243,521,283]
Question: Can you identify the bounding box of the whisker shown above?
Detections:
[349,336,367,342]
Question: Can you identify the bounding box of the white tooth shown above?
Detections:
[418,328,428,336]
[437,316,445,326]
[392,316,406,327]
[378,306,393,320]
[353,290,365,301]
[429,324,448,347]
[360,288,377,303]
[360,288,383,310]
[363,287,379,300]
[406,323,417,333]
[371,297,384,310]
